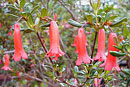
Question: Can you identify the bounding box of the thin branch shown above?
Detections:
[16,16,23,24]
[91,31,98,58]
[24,73,55,87]
[46,0,50,9]
[108,26,113,32]
[3,50,34,54]
[58,80,76,87]
[36,32,53,64]
[40,0,46,8]
[58,0,77,21]
[118,56,126,63]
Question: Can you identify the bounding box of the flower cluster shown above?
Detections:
[73,28,120,71]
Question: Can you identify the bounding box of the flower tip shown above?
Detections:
[52,57,58,61]
[1,66,11,71]
[76,59,82,66]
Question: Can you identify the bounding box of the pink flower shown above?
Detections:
[100,33,120,71]
[12,23,28,61]
[93,29,106,62]
[1,54,11,71]
[75,28,91,65]
[47,21,65,60]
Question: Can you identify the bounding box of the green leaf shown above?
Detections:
[68,19,82,27]
[109,15,118,20]
[113,45,122,50]
[68,19,91,27]
[28,14,34,26]
[86,14,93,23]
[8,5,19,11]
[20,12,27,18]
[109,51,126,57]
[20,0,26,8]
[9,0,15,4]
[8,13,19,18]
[74,66,79,72]
[123,69,130,75]
[41,23,50,27]
[31,5,39,14]
[110,17,128,27]
[122,22,129,37]
[105,12,112,21]
[22,28,35,33]
[41,8,48,18]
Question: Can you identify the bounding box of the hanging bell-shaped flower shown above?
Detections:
[12,23,28,61]
[93,29,106,62]
[100,32,120,71]
[47,20,65,60]
[1,54,11,71]
[75,28,91,65]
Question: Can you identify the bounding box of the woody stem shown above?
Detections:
[91,31,98,58]
[36,32,53,64]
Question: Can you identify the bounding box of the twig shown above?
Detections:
[24,73,55,87]
[46,0,50,9]
[36,32,53,64]
[16,16,23,24]
[3,50,34,54]
[40,0,46,8]
[118,56,126,63]
[91,31,98,58]
[58,0,77,21]
[58,80,76,87]
[108,26,113,32]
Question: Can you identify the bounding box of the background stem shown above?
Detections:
[91,31,98,58]
[36,32,53,64]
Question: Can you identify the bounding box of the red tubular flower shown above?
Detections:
[0,23,1,28]
[100,33,120,71]
[72,29,88,53]
[47,21,65,60]
[75,28,91,65]
[1,54,11,71]
[12,23,28,61]
[93,29,106,62]
[8,30,12,36]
